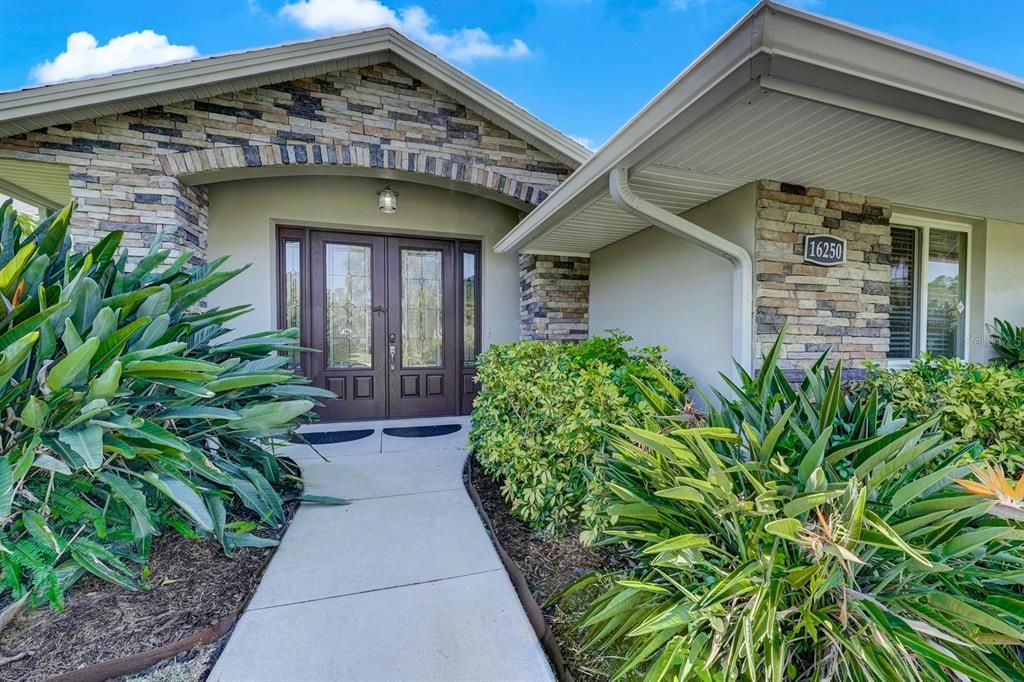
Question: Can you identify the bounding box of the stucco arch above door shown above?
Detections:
[160,144,554,209]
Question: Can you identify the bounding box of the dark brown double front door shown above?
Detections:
[278,227,480,421]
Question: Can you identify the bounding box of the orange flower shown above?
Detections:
[11,280,25,307]
[954,464,1024,521]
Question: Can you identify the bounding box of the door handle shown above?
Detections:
[389,343,396,370]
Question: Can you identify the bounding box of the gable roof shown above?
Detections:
[0,28,590,168]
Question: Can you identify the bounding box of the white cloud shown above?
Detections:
[569,134,596,151]
[279,0,530,62]
[31,30,198,84]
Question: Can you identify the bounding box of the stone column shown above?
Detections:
[519,254,590,341]
[755,180,892,380]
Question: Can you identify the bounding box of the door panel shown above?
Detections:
[282,227,474,421]
[310,232,387,420]
[387,237,458,418]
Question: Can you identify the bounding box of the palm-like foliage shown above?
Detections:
[565,331,1024,681]
[0,200,333,609]
[989,319,1024,369]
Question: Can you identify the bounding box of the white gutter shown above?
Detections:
[608,166,753,373]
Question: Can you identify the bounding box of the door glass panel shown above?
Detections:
[283,239,302,367]
[462,251,477,366]
[925,229,967,357]
[401,249,443,367]
[325,243,372,368]
[887,227,916,359]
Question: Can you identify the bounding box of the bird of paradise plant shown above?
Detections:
[955,463,1024,521]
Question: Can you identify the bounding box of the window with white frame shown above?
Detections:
[887,217,970,362]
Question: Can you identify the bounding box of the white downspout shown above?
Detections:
[608,166,754,374]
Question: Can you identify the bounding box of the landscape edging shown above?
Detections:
[463,457,574,682]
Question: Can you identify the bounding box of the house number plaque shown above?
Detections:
[803,234,847,266]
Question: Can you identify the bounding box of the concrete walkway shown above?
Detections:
[209,417,554,682]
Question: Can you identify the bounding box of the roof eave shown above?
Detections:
[496,0,1024,254]
[0,27,590,167]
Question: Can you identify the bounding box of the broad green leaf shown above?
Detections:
[156,406,241,421]
[765,518,803,541]
[98,472,156,537]
[298,494,349,505]
[143,473,214,532]
[643,534,710,555]
[46,336,98,391]
[33,454,71,475]
[20,395,48,429]
[928,592,1024,640]
[23,509,60,552]
[0,331,38,385]
[798,427,832,485]
[57,424,104,469]
[653,486,704,503]
[782,490,843,518]
[71,542,139,591]
[0,457,11,520]
[87,360,122,400]
[203,374,287,393]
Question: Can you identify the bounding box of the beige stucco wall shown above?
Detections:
[589,183,756,393]
[206,174,522,345]
[973,218,1024,361]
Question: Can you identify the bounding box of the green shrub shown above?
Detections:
[0,200,333,609]
[864,354,1024,468]
[469,333,691,535]
[567,331,1024,680]
[989,318,1024,368]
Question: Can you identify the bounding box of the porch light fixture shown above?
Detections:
[377,183,399,214]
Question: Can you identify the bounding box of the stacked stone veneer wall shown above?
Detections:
[519,255,590,341]
[0,63,573,260]
[755,180,892,379]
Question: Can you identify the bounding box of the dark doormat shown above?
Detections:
[382,424,462,438]
[294,429,376,445]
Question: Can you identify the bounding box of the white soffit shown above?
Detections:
[522,91,1024,255]
[526,166,745,254]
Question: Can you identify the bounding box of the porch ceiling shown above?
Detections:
[523,91,1024,255]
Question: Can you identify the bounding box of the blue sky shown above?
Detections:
[1,0,1021,148]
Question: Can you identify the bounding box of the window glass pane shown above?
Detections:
[283,240,302,367]
[325,243,372,368]
[925,229,967,358]
[401,249,444,367]
[887,227,916,359]
[463,251,477,366]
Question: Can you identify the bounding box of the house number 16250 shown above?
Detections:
[804,235,847,266]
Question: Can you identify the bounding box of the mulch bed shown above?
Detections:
[0,494,300,682]
[466,458,629,681]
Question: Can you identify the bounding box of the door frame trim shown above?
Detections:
[275,224,482,418]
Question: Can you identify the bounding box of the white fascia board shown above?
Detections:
[760,4,1024,150]
[764,2,1024,122]
[0,29,590,166]
[497,0,1024,255]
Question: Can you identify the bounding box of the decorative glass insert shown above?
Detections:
[887,227,916,359]
[925,229,967,358]
[283,239,302,367]
[401,249,443,367]
[325,243,372,368]
[462,251,477,366]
